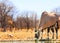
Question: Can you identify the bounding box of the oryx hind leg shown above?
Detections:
[51,27,54,39]
[55,28,58,39]
[55,21,59,39]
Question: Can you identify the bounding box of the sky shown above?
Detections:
[8,0,60,18]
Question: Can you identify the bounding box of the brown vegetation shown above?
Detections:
[0,0,39,32]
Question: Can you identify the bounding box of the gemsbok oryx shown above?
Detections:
[38,11,59,40]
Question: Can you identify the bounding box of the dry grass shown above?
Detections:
[0,28,60,40]
[0,29,35,40]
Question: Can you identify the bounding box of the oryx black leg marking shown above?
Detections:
[35,30,38,39]
[55,21,59,39]
[51,27,54,39]
[47,27,50,39]
[38,30,40,39]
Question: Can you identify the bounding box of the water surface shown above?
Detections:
[0,40,60,43]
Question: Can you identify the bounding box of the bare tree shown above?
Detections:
[0,0,16,32]
[14,11,38,31]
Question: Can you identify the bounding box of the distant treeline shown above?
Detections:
[0,0,39,32]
